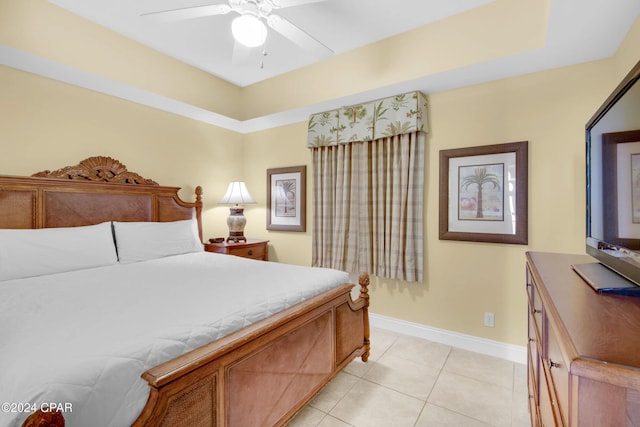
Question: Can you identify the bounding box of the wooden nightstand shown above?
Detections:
[204,239,269,261]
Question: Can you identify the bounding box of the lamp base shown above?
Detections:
[226,232,247,243]
[226,207,247,243]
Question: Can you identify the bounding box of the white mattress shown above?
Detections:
[0,252,348,427]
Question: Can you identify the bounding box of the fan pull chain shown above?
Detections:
[260,48,267,69]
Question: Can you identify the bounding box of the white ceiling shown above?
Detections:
[43,0,555,88]
[44,0,640,88]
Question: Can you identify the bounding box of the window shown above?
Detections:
[307,92,426,282]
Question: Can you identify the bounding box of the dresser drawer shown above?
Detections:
[228,244,266,260]
[539,361,563,427]
[527,269,545,357]
[546,323,569,426]
[526,266,535,302]
[528,314,540,397]
[528,350,541,426]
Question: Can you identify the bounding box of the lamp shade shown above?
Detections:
[220,181,256,205]
[232,15,268,48]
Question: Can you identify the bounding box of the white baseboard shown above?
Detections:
[369,313,527,365]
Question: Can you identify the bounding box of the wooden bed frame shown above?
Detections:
[0,156,370,427]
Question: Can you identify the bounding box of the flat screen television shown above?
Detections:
[577,59,640,294]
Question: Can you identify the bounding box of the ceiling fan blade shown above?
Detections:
[271,0,328,8]
[267,14,333,59]
[141,4,231,22]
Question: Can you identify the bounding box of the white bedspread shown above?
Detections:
[0,252,348,427]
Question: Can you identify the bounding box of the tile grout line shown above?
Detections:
[411,345,452,426]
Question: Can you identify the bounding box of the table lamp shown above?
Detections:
[220,181,255,243]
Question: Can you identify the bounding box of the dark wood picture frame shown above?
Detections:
[267,165,306,231]
[439,141,528,244]
[601,129,640,249]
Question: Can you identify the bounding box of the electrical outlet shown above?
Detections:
[484,312,495,328]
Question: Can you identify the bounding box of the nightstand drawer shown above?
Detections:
[204,239,269,261]
[228,244,266,260]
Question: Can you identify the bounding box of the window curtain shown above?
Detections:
[308,92,426,282]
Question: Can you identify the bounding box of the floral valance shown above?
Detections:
[307,91,428,147]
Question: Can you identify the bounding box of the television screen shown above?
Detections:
[583,60,640,291]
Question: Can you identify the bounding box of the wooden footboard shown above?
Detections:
[133,273,370,427]
[22,273,369,427]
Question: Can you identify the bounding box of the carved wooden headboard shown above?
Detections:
[0,156,203,240]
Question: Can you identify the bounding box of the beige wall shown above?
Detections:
[386,60,618,343]
[0,64,241,237]
[242,122,313,265]
[613,15,640,81]
[1,2,638,347]
[242,17,638,347]
[242,0,549,119]
[0,0,242,119]
[242,59,618,345]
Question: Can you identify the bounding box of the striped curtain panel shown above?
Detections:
[311,131,425,282]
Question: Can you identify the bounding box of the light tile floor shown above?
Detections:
[286,327,530,427]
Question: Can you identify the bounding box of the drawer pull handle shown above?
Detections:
[549,360,560,369]
[533,308,542,314]
[529,338,535,343]
[248,250,253,256]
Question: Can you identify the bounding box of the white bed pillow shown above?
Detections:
[113,219,203,263]
[0,222,118,282]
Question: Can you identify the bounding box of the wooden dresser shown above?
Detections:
[526,252,640,426]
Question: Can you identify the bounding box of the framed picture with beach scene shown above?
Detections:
[267,165,306,232]
[439,141,528,244]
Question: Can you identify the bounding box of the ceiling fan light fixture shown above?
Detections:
[232,14,268,47]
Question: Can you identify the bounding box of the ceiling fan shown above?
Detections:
[142,0,333,60]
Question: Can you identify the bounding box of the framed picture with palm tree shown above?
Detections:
[267,165,306,231]
[439,141,528,244]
